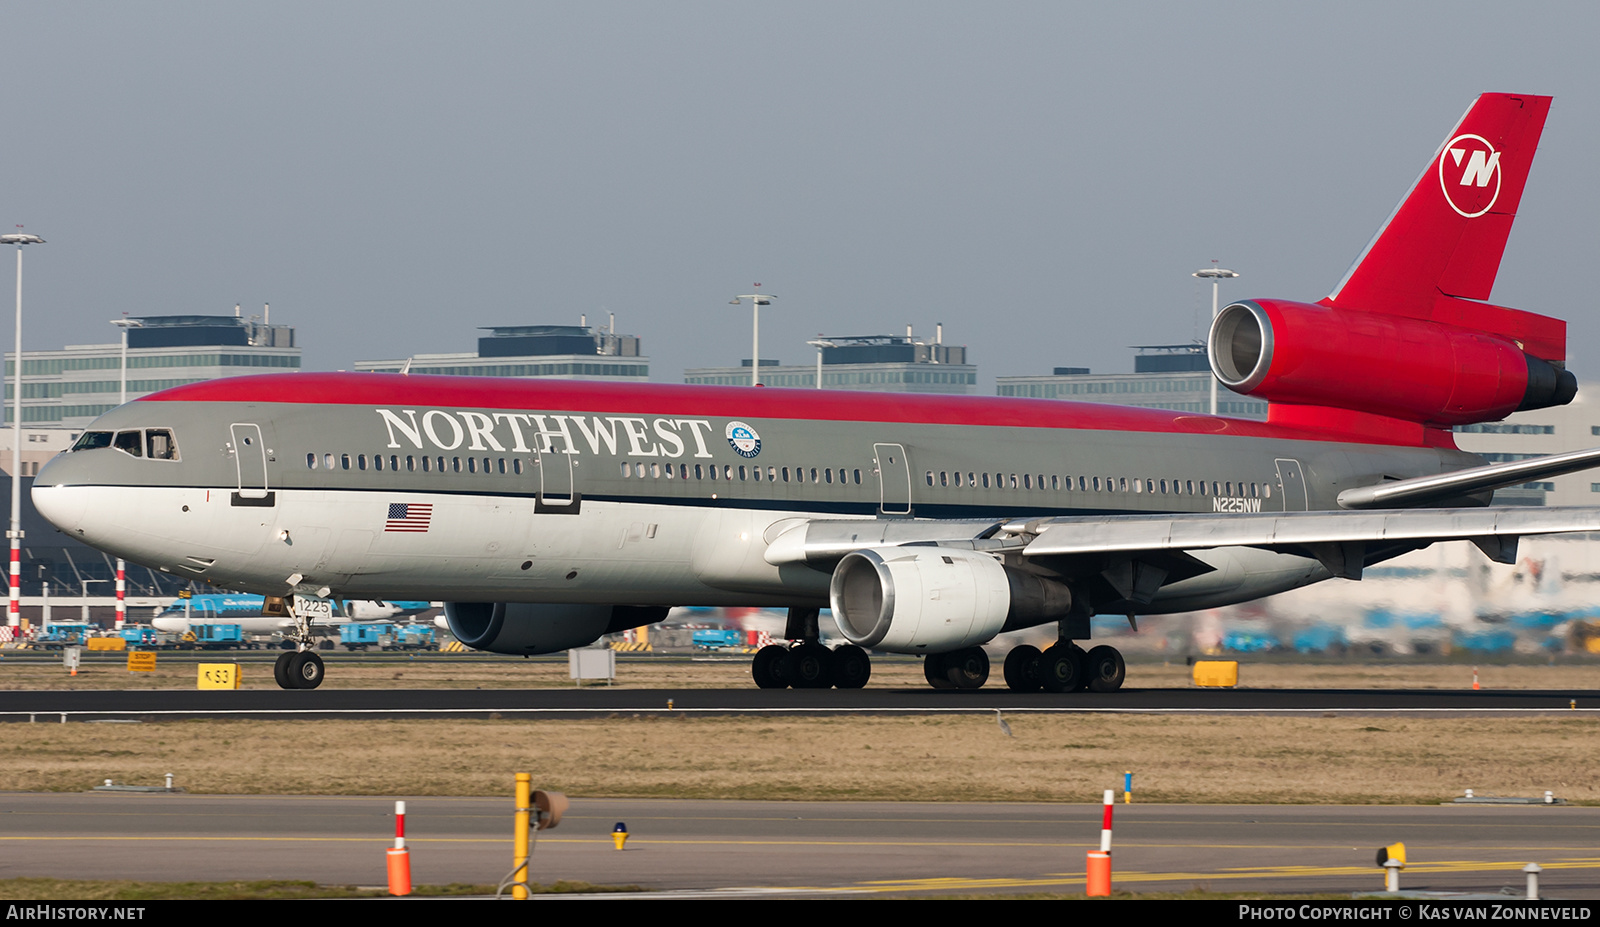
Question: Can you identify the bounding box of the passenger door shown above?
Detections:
[874,443,912,516]
[229,423,273,506]
[1275,458,1308,511]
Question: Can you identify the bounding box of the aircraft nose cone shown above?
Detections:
[31,484,87,535]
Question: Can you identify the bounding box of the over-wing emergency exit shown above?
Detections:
[34,92,1600,690]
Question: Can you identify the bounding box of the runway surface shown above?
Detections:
[2,686,1597,721]
[2,794,1596,897]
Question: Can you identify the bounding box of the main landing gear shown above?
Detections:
[750,607,871,690]
[993,641,1125,693]
[923,646,991,689]
[272,594,326,690]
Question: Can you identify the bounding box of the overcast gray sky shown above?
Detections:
[4,1,1598,389]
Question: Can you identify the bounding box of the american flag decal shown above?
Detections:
[385,502,433,533]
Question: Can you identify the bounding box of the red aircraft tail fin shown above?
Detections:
[1323,93,1560,359]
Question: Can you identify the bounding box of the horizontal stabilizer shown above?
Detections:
[1336,446,1600,509]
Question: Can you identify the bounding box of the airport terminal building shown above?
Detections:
[3,312,299,434]
[354,324,649,380]
[684,330,975,394]
[995,344,1270,419]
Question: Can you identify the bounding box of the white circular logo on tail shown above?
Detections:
[1438,134,1502,218]
[725,421,761,458]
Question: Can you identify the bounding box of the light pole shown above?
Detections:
[1193,264,1239,415]
[80,578,106,624]
[2,232,43,631]
[110,316,143,630]
[805,338,835,389]
[729,287,775,387]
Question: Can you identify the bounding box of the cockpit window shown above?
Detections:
[72,431,113,452]
[113,431,144,458]
[146,429,179,460]
[74,428,180,460]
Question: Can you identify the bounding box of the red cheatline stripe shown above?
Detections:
[135,372,1421,446]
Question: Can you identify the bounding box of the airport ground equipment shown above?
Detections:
[36,622,89,649]
[119,626,159,648]
[193,623,256,650]
[569,647,615,685]
[389,624,437,650]
[692,627,744,650]
[1193,660,1239,687]
[340,622,394,650]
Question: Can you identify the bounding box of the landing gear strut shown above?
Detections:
[748,607,872,690]
[273,594,326,690]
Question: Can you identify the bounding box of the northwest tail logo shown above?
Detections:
[1438,134,1501,218]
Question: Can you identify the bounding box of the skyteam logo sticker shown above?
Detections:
[725,421,762,458]
[1439,133,1502,218]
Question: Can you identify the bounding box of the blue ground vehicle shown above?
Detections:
[36,623,92,649]
[193,623,258,650]
[391,625,437,651]
[340,623,395,651]
[119,626,160,648]
[691,628,745,651]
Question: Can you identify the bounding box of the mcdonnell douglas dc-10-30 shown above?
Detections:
[33,93,1600,690]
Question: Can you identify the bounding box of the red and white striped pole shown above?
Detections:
[7,540,19,630]
[1086,788,1113,896]
[387,800,412,895]
[114,561,126,630]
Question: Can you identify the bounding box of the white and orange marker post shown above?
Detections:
[1086,788,1114,896]
[386,800,412,896]
[1472,666,1481,690]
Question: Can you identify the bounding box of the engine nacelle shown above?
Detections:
[829,547,1071,653]
[1209,299,1576,427]
[444,602,668,655]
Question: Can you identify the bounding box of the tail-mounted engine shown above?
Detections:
[829,547,1071,652]
[1210,299,1575,430]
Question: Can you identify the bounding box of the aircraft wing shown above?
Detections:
[765,506,1600,582]
[1336,446,1600,509]
[1016,505,1600,556]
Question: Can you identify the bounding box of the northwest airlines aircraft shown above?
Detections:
[33,93,1600,690]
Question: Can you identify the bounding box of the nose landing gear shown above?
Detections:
[272,594,327,690]
[274,649,325,690]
